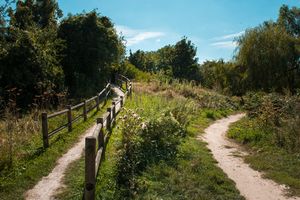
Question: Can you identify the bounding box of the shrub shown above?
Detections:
[117,109,185,198]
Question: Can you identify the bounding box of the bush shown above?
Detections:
[117,109,185,198]
[242,92,300,152]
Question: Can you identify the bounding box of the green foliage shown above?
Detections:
[199,5,300,95]
[242,93,300,152]
[58,12,125,98]
[117,108,186,198]
[228,117,300,196]
[0,0,65,109]
[236,23,299,93]
[0,26,65,108]
[0,100,112,199]
[117,60,152,81]
[172,37,200,81]
[278,4,300,37]
[8,0,62,29]
[128,37,201,82]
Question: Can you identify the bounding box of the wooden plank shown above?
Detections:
[106,107,112,130]
[92,123,102,138]
[86,96,98,104]
[115,101,121,113]
[47,109,68,119]
[71,102,84,110]
[72,114,83,123]
[99,112,110,128]
[48,123,68,137]
[95,148,103,175]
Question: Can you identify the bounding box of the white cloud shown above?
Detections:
[210,41,238,49]
[213,31,245,41]
[116,25,165,46]
[210,31,244,49]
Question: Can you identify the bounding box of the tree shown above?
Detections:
[0,27,65,108]
[58,11,125,97]
[236,23,300,92]
[0,0,64,109]
[8,0,62,29]
[278,5,300,37]
[172,37,200,81]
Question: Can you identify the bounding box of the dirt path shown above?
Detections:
[25,86,124,200]
[200,114,300,200]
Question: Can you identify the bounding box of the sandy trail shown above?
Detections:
[200,114,300,200]
[25,86,124,200]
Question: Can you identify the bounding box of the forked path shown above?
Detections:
[25,86,124,200]
[200,114,300,200]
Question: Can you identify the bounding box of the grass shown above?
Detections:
[228,117,300,197]
[132,113,243,200]
[0,99,113,200]
[57,90,243,200]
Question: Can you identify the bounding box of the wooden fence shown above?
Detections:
[41,74,130,148]
[84,76,132,200]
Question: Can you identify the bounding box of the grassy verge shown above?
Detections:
[57,91,243,200]
[228,117,300,197]
[0,100,112,200]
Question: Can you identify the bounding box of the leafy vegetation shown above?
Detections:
[56,86,243,200]
[0,100,112,200]
[58,12,124,98]
[0,0,124,109]
[228,93,300,196]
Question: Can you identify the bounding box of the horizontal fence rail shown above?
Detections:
[41,83,111,148]
[41,75,132,149]
[84,76,132,200]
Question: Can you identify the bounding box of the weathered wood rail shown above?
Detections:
[84,76,132,200]
[41,74,130,148]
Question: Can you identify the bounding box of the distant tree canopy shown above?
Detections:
[0,1,124,109]
[236,23,300,93]
[199,4,300,95]
[58,12,125,98]
[128,37,200,82]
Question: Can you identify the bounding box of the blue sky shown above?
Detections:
[57,0,300,63]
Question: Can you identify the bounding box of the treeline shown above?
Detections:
[127,5,300,95]
[0,0,124,109]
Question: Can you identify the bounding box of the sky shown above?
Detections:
[57,0,300,63]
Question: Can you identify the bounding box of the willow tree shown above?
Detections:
[236,22,299,92]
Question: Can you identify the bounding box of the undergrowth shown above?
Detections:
[228,92,300,197]
[0,99,112,200]
[57,86,243,199]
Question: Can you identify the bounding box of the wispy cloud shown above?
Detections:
[210,31,244,49]
[213,31,245,41]
[210,41,238,48]
[116,25,165,46]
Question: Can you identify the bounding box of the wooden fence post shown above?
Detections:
[96,95,100,112]
[96,118,105,161]
[125,80,128,91]
[112,101,116,117]
[96,118,104,150]
[42,112,49,148]
[120,96,124,107]
[83,100,87,121]
[107,107,112,130]
[67,105,72,132]
[85,136,96,200]
[129,83,132,98]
